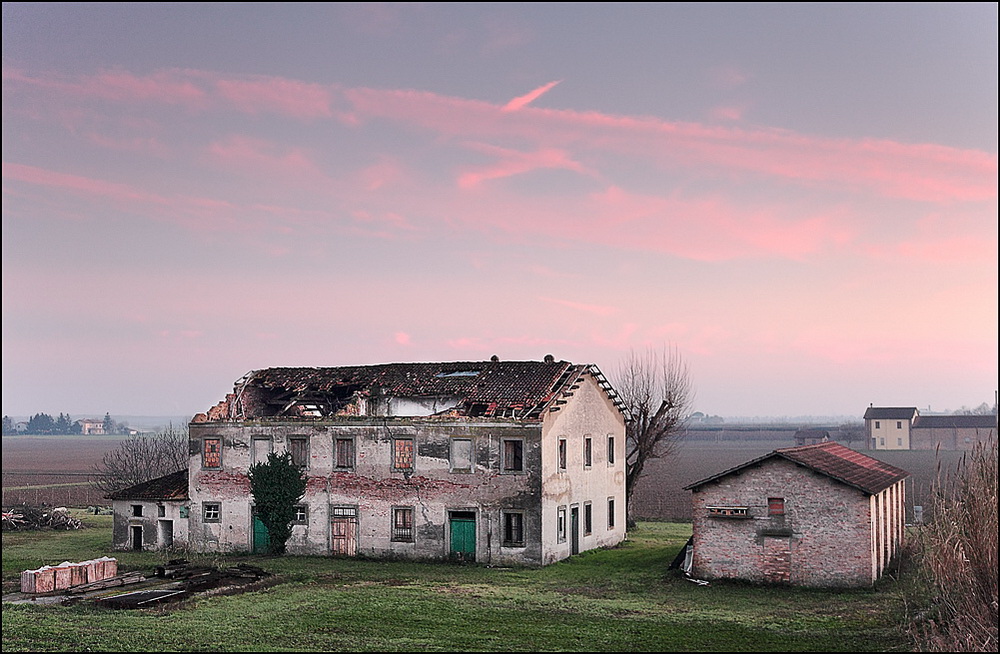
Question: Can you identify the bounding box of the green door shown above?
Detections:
[449,512,476,561]
[253,516,270,553]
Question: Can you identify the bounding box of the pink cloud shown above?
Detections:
[205,135,328,184]
[214,78,333,119]
[502,80,561,112]
[457,143,593,187]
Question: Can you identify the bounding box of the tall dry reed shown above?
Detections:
[911,437,998,652]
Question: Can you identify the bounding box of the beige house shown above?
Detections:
[685,441,909,587]
[168,359,627,565]
[865,405,997,450]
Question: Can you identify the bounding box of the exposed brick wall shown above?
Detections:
[690,458,903,587]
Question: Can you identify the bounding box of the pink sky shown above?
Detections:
[2,4,997,419]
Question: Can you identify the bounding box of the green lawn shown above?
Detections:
[2,516,912,652]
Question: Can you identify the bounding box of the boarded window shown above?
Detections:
[202,438,221,469]
[584,502,592,535]
[203,503,221,523]
[584,437,592,468]
[708,506,749,518]
[607,436,615,465]
[607,498,616,529]
[335,438,355,469]
[450,438,473,472]
[502,512,524,547]
[768,497,785,516]
[393,438,414,472]
[503,439,523,472]
[288,437,309,468]
[252,438,271,465]
[558,439,567,470]
[392,507,414,541]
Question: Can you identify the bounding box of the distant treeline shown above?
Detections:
[2,412,129,436]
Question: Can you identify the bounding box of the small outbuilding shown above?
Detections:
[108,469,189,551]
[684,441,909,587]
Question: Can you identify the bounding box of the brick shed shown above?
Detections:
[684,441,909,587]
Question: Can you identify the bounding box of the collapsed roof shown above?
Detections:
[195,359,627,422]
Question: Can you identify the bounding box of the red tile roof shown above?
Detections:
[685,441,909,495]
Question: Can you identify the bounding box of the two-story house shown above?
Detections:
[131,358,627,565]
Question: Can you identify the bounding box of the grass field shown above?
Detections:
[1,514,913,652]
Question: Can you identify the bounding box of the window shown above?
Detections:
[450,438,473,472]
[502,439,523,472]
[335,438,355,469]
[607,498,616,529]
[203,502,221,523]
[768,497,785,516]
[157,504,165,518]
[558,438,567,470]
[607,436,615,465]
[502,511,525,547]
[131,504,143,517]
[897,437,903,447]
[252,437,271,465]
[584,502,592,535]
[896,421,902,429]
[391,507,414,541]
[584,437,592,468]
[557,506,567,543]
[293,505,308,524]
[288,437,309,468]
[875,421,881,429]
[393,438,414,472]
[202,438,221,469]
[880,437,885,446]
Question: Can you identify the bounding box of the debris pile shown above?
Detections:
[2,505,84,531]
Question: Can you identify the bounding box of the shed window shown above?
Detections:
[131,504,143,517]
[293,504,308,524]
[768,498,785,516]
[707,506,749,518]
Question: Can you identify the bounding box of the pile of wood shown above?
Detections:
[2,505,84,531]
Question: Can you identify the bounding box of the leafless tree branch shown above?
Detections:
[89,424,189,494]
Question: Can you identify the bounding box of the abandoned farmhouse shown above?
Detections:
[685,441,909,587]
[110,359,628,565]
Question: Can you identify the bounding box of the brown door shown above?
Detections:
[331,507,358,556]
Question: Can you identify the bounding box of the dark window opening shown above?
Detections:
[392,507,414,542]
[288,437,309,468]
[503,512,524,547]
[131,504,143,517]
[584,438,592,467]
[558,439,567,470]
[584,502,592,535]
[503,439,523,472]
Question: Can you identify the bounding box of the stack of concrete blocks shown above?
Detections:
[19,556,118,593]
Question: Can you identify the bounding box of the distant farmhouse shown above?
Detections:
[110,358,628,565]
[685,441,909,587]
[864,406,997,450]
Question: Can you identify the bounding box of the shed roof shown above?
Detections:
[198,359,627,421]
[106,469,189,501]
[913,414,997,429]
[684,441,909,495]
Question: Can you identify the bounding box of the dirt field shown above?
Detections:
[2,434,971,515]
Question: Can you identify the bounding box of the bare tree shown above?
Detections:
[615,346,694,520]
[90,424,189,494]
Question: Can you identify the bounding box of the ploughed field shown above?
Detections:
[2,436,126,507]
[3,434,966,517]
